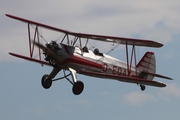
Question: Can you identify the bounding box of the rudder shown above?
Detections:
[136,52,156,80]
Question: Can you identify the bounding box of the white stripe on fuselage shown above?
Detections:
[62,45,140,77]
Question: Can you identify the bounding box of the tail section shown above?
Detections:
[136,52,156,80]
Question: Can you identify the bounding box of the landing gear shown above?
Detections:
[41,74,52,89]
[41,68,60,89]
[41,68,84,95]
[72,81,84,95]
[140,84,146,91]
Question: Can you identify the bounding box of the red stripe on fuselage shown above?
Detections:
[63,56,102,69]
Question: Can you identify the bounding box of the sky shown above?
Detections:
[1,0,180,120]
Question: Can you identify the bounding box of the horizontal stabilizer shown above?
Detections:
[81,71,166,87]
[142,71,173,80]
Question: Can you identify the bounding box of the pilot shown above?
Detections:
[82,46,88,52]
[94,48,99,55]
[51,41,60,51]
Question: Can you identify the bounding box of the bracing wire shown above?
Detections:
[30,24,48,43]
[55,33,65,42]
[105,44,119,55]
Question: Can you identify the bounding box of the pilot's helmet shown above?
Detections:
[94,48,99,55]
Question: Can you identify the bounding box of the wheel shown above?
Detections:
[140,84,146,91]
[72,81,84,95]
[41,74,52,89]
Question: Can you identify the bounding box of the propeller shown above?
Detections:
[32,41,60,61]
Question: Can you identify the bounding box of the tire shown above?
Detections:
[140,85,146,91]
[72,81,84,95]
[41,74,52,89]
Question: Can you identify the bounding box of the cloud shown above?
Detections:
[122,91,156,106]
[74,99,92,108]
[158,83,180,99]
[54,104,72,112]
[1,0,180,61]
[162,52,174,60]
[122,83,180,106]
[34,109,46,115]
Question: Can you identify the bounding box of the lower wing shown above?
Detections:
[9,52,51,66]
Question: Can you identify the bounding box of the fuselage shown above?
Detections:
[54,44,140,80]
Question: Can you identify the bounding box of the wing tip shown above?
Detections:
[161,83,166,87]
[151,41,163,48]
[5,14,13,18]
[157,42,163,48]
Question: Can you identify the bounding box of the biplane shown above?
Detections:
[6,14,173,95]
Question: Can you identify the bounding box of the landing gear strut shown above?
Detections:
[69,68,84,95]
[140,84,146,91]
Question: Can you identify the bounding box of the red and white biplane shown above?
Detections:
[6,14,173,95]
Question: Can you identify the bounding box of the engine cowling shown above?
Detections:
[43,41,61,65]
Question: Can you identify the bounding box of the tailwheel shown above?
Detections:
[41,74,52,89]
[140,84,146,91]
[72,81,84,95]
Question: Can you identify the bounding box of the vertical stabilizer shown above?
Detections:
[136,52,156,80]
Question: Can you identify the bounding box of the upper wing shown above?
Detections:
[6,14,70,34]
[6,14,163,48]
[70,32,163,48]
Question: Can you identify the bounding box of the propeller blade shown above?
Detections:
[33,41,60,60]
[33,41,47,50]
